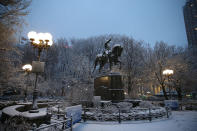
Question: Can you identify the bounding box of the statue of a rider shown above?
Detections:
[93,39,123,72]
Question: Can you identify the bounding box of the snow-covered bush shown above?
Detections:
[117,102,133,112]
[139,101,153,108]
[84,107,167,121]
[104,105,119,113]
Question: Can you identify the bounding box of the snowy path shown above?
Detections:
[73,111,197,131]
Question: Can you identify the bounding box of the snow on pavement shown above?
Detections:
[73,111,197,131]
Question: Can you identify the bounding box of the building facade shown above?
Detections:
[183,0,197,47]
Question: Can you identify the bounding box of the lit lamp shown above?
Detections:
[163,69,174,76]
[22,64,32,102]
[28,31,53,60]
[27,31,53,112]
[163,69,174,99]
[22,64,32,72]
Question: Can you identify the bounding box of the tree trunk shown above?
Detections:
[128,75,131,95]
[161,84,168,100]
[176,87,182,100]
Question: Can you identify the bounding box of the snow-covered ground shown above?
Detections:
[73,111,197,131]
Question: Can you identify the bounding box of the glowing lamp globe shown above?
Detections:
[45,33,52,41]
[22,64,32,72]
[37,33,45,41]
[28,31,37,41]
[163,69,174,76]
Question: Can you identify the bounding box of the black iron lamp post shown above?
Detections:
[22,64,32,102]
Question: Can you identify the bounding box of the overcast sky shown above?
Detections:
[24,0,187,46]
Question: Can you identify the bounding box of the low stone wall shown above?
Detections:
[1,105,51,126]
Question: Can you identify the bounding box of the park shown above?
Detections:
[0,0,197,131]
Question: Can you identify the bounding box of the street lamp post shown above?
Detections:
[28,31,53,60]
[22,64,32,102]
[28,31,53,112]
[163,69,174,99]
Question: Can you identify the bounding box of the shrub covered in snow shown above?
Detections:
[84,107,167,121]
[117,102,133,113]
[83,101,168,121]
[139,101,154,108]
[104,105,119,113]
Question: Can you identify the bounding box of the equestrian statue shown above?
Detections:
[93,39,123,72]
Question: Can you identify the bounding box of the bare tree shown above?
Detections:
[121,36,145,98]
[149,41,175,100]
[0,0,31,95]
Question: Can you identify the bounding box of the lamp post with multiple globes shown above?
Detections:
[27,31,53,112]
[28,31,53,61]
[22,64,32,102]
[163,69,174,99]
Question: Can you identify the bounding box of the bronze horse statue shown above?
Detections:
[93,39,123,72]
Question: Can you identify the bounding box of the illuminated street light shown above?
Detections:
[28,31,53,60]
[163,69,174,99]
[27,31,53,112]
[163,69,174,76]
[22,64,32,72]
[22,64,32,102]
[147,91,151,94]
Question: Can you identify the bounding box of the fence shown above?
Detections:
[30,116,73,131]
[30,104,82,131]
[82,107,171,123]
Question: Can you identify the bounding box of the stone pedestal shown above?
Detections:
[94,72,124,102]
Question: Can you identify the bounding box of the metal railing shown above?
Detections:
[82,107,171,123]
[30,116,73,131]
